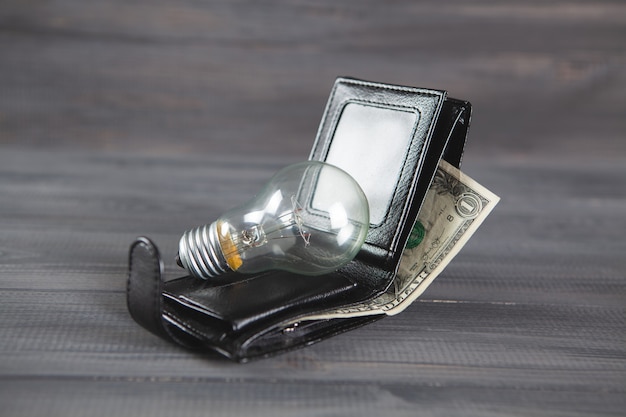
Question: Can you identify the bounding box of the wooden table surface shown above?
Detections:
[1,1,624,416]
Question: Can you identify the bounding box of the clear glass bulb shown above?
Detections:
[177,161,370,279]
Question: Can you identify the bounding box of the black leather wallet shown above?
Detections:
[127,77,471,361]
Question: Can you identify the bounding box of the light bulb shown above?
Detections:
[177,161,370,279]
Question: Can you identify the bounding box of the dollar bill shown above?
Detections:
[297,159,500,321]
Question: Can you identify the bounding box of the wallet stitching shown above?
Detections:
[339,77,442,97]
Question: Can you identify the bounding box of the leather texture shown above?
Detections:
[127,77,471,361]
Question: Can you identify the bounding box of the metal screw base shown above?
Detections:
[177,222,229,279]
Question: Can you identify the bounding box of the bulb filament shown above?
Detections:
[291,195,311,247]
[217,195,313,271]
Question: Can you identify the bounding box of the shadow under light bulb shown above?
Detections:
[177,161,370,279]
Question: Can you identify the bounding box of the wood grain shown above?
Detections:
[1,1,624,416]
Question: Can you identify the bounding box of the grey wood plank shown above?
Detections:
[0,149,624,417]
[1,1,624,157]
[1,0,625,416]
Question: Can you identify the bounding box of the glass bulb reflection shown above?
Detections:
[177,161,370,279]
